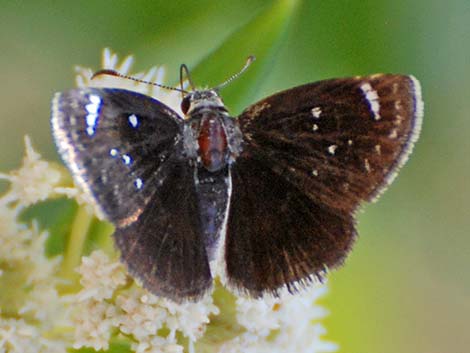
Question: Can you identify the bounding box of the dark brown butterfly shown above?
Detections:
[51,58,423,301]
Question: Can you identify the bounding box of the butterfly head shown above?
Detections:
[178,56,255,118]
[180,90,226,117]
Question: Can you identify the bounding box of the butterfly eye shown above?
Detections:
[181,96,191,115]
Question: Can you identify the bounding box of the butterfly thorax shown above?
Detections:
[182,90,243,172]
[197,112,229,172]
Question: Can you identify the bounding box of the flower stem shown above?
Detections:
[59,205,93,289]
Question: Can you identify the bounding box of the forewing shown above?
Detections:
[238,74,422,211]
[51,88,182,226]
[224,74,423,296]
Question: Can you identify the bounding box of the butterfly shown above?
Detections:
[51,57,423,301]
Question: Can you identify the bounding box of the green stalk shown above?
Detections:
[59,205,93,291]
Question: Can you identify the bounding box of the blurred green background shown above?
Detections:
[1,0,469,352]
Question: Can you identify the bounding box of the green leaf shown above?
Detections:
[83,218,115,256]
[19,197,77,257]
[188,0,300,114]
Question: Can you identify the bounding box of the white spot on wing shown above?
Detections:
[389,129,398,139]
[360,83,381,120]
[128,114,139,128]
[110,148,118,157]
[89,94,101,104]
[364,158,371,172]
[312,124,319,131]
[328,145,337,155]
[85,94,102,136]
[395,115,403,125]
[311,107,322,118]
[135,178,143,189]
[122,154,132,165]
[86,103,99,114]
[86,114,98,127]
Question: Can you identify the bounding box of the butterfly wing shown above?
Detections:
[114,153,212,301]
[52,88,212,300]
[52,88,182,225]
[224,74,423,297]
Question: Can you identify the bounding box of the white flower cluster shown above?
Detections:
[0,317,65,353]
[70,250,337,353]
[222,287,338,353]
[70,250,219,352]
[75,48,187,117]
[0,138,68,353]
[0,136,62,207]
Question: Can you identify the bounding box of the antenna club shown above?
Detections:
[213,55,256,91]
[91,69,120,80]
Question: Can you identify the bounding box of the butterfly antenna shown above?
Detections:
[213,55,256,91]
[180,64,196,94]
[91,69,188,94]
